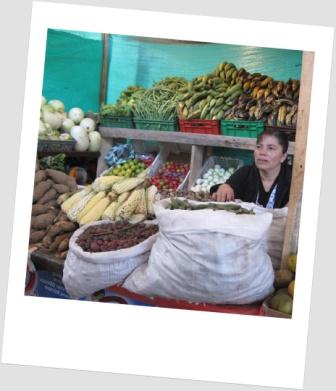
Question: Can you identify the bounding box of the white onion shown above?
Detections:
[48,99,65,113]
[61,118,75,133]
[70,125,90,151]
[88,131,102,152]
[80,117,96,133]
[68,107,85,124]
[42,111,63,129]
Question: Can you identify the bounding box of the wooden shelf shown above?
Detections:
[37,150,100,158]
[99,126,295,154]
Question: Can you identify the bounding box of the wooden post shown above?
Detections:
[280,51,315,269]
[188,145,205,190]
[96,137,113,176]
[99,33,110,107]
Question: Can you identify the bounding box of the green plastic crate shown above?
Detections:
[220,120,265,138]
[213,147,254,166]
[134,118,178,132]
[100,115,134,128]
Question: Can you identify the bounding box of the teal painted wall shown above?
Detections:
[106,35,302,103]
[42,30,302,111]
[42,29,103,112]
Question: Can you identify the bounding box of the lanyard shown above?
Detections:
[256,184,277,208]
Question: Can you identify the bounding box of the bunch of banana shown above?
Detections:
[223,92,298,128]
[176,68,244,121]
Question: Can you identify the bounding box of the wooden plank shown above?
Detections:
[96,137,113,176]
[99,127,295,154]
[280,51,314,269]
[188,145,205,190]
[99,33,110,107]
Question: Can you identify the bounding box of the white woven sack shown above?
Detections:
[63,220,159,298]
[123,199,275,305]
[253,205,288,270]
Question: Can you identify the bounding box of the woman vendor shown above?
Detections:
[210,128,292,208]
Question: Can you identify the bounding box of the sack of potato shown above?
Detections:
[29,168,79,259]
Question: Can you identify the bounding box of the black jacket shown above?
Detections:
[209,163,292,208]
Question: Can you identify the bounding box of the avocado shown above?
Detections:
[274,269,295,288]
[277,295,293,315]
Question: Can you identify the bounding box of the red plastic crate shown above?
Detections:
[179,119,220,135]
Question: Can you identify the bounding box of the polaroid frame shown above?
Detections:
[2,2,334,389]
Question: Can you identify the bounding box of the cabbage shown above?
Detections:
[48,99,65,113]
[70,125,90,151]
[68,107,85,124]
[80,117,96,133]
[88,131,102,152]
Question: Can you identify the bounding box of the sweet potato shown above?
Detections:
[45,169,77,192]
[54,210,69,223]
[31,204,51,216]
[52,183,70,194]
[33,180,52,203]
[31,212,56,230]
[29,230,45,244]
[34,170,47,185]
[44,199,59,208]
[55,250,68,260]
[45,220,77,239]
[49,232,72,252]
[57,236,71,252]
[36,188,58,205]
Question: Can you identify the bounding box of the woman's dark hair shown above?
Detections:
[256,128,289,154]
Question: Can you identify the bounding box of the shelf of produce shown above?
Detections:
[99,126,295,154]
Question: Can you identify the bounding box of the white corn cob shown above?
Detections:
[76,191,106,222]
[79,196,111,226]
[61,186,92,214]
[102,201,119,220]
[92,176,124,192]
[115,189,142,220]
[112,177,145,194]
[135,188,147,215]
[67,190,96,222]
[146,185,158,215]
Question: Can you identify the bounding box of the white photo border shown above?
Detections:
[2,2,334,389]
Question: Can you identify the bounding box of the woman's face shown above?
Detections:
[254,135,287,172]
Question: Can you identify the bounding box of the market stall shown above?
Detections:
[27,29,313,318]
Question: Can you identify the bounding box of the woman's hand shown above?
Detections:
[212,184,235,202]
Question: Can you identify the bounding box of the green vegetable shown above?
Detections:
[39,154,66,172]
